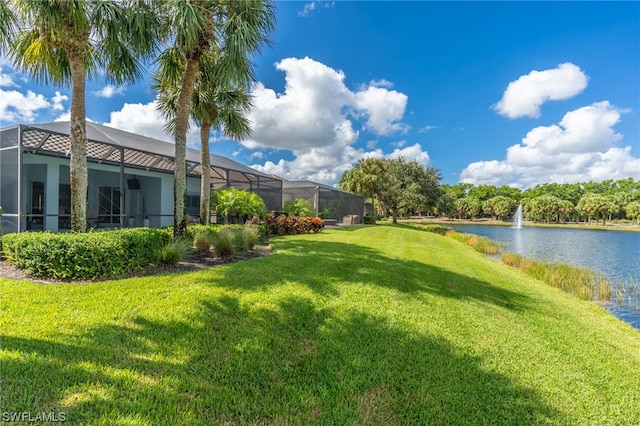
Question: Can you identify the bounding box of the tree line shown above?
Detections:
[339,159,640,226]
[1,0,275,237]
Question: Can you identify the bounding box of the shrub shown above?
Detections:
[157,238,192,266]
[2,228,169,280]
[264,214,324,236]
[211,228,238,257]
[193,229,213,253]
[212,188,267,224]
[363,214,376,225]
[239,224,260,251]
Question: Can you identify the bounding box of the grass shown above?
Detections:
[1,224,639,424]
[501,252,612,301]
[611,277,640,311]
[409,222,501,254]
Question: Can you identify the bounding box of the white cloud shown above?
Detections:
[0,68,69,124]
[369,79,394,89]
[0,89,51,122]
[103,100,199,144]
[297,1,334,17]
[388,143,430,166]
[494,63,588,119]
[353,85,409,134]
[246,56,420,184]
[51,91,68,111]
[0,67,16,87]
[298,2,316,17]
[92,84,125,98]
[419,125,437,133]
[54,111,96,123]
[460,101,639,187]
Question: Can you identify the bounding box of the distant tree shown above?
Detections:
[577,193,609,225]
[483,196,517,221]
[467,184,497,202]
[496,185,522,202]
[526,194,564,223]
[624,201,640,226]
[376,159,442,224]
[556,199,575,223]
[582,180,614,195]
[339,158,388,223]
[454,197,482,220]
[435,191,457,219]
[522,182,583,205]
[448,183,473,199]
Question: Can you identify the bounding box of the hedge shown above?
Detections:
[1,228,169,280]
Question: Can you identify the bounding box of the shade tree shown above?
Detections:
[367,159,442,224]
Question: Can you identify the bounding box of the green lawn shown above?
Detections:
[1,224,639,425]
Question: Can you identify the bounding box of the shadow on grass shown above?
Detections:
[212,237,531,312]
[0,294,563,424]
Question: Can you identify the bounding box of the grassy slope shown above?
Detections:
[1,224,639,425]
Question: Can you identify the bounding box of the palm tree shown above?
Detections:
[154,0,275,238]
[339,158,387,223]
[1,0,159,232]
[154,50,253,225]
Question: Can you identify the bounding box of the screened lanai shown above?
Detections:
[0,122,282,234]
[281,180,364,225]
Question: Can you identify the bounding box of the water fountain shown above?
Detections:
[513,204,523,229]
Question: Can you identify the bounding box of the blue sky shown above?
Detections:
[1,1,638,188]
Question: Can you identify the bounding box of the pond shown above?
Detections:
[447,224,640,329]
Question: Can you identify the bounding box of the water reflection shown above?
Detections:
[449,224,640,329]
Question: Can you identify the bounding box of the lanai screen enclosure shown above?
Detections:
[281,180,365,225]
[0,122,282,234]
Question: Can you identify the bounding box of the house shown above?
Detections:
[0,122,283,234]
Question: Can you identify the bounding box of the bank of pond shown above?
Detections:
[414,222,640,329]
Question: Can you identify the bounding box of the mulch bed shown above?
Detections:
[0,245,273,285]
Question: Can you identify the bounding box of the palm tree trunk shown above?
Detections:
[69,56,88,232]
[173,57,200,238]
[199,123,212,225]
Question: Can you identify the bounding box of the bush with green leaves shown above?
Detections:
[282,197,314,217]
[1,228,169,280]
[212,188,267,223]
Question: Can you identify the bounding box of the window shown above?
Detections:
[98,186,121,224]
[186,194,200,218]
